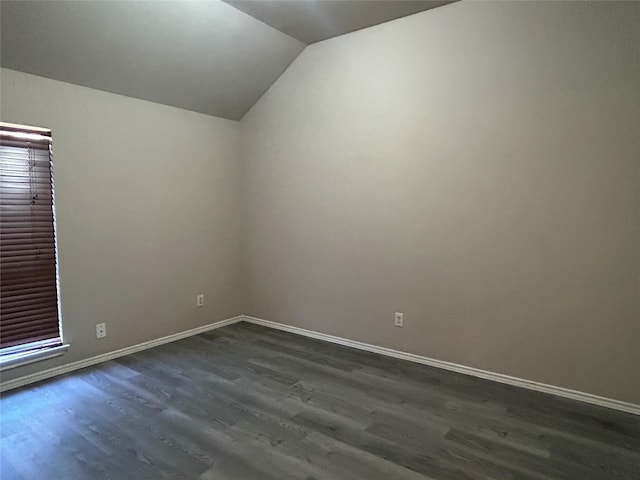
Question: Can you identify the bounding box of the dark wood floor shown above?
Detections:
[1,322,639,480]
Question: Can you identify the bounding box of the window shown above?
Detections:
[0,123,67,370]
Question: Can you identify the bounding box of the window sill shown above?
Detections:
[0,344,69,371]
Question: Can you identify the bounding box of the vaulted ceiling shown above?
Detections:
[223,0,454,44]
[1,0,453,120]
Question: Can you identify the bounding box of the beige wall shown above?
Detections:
[241,2,640,403]
[1,68,243,382]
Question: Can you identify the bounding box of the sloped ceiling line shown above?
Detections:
[1,0,453,120]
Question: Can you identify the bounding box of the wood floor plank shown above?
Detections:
[1,322,639,479]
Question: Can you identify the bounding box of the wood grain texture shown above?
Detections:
[1,322,639,479]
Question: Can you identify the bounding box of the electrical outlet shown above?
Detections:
[96,323,107,339]
[196,294,205,307]
[394,312,404,327]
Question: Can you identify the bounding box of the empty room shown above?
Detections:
[0,0,639,478]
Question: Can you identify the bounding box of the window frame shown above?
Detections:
[0,122,68,371]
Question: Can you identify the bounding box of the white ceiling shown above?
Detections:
[0,1,305,120]
[1,0,453,121]
[223,0,455,44]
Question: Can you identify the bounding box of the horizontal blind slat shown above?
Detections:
[0,279,57,289]
[1,323,59,337]
[0,254,56,266]
[0,331,60,349]
[0,248,56,258]
[0,305,59,321]
[1,325,59,340]
[1,272,58,287]
[1,290,58,303]
[1,306,59,320]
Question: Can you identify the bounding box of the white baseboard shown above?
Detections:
[3,313,638,416]
[241,315,640,416]
[0,316,243,393]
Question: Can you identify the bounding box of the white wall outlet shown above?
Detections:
[96,323,107,339]
[196,294,205,307]
[394,312,404,327]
